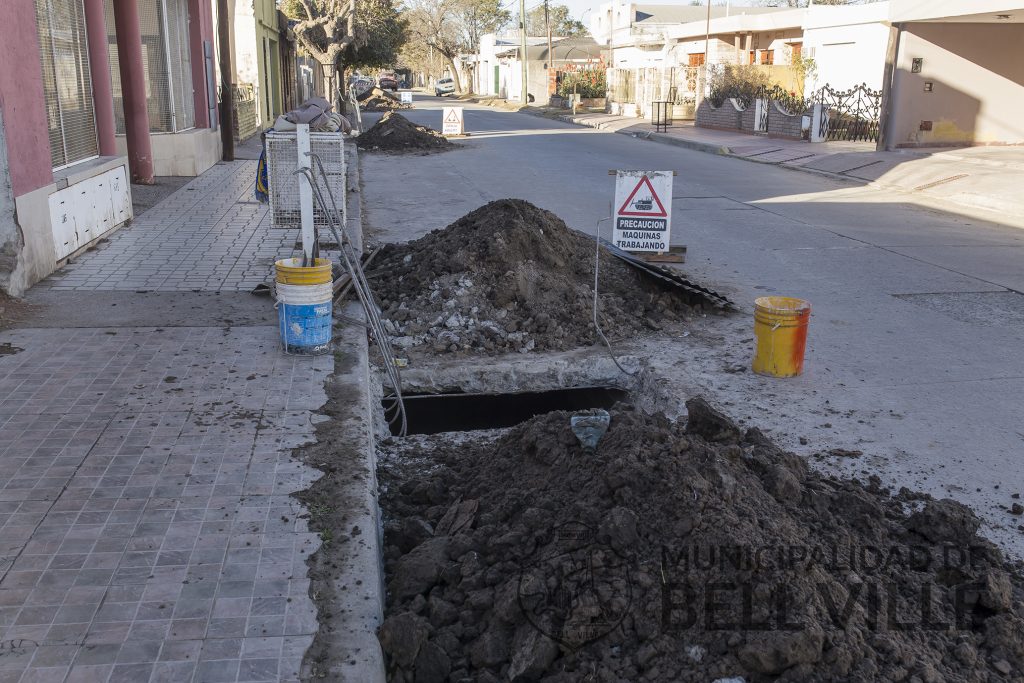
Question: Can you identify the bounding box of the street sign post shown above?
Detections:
[612,170,674,255]
[442,107,464,136]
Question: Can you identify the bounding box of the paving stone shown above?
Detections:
[0,159,335,681]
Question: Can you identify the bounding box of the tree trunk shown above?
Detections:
[321,62,339,112]
[338,64,349,115]
[443,54,462,93]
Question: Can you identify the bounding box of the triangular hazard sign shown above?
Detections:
[444,109,461,123]
[617,176,668,217]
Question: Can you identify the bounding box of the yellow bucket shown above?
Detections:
[752,296,811,378]
[274,257,333,286]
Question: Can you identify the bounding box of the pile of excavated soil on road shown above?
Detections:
[371,199,695,354]
[378,398,1024,683]
[359,87,411,112]
[357,112,454,154]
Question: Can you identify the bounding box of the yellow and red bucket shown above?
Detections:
[274,258,334,355]
[752,296,811,378]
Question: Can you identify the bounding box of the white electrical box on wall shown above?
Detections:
[48,165,132,261]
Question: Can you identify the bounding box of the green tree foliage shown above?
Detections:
[525,4,588,37]
[458,0,511,50]
[343,0,407,70]
[283,0,407,105]
[556,66,605,98]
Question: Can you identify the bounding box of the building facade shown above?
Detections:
[0,0,221,296]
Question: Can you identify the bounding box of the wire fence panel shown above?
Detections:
[35,0,99,169]
[266,132,346,229]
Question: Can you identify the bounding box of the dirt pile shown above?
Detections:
[359,87,410,112]
[371,199,694,354]
[357,112,455,154]
[378,398,1024,682]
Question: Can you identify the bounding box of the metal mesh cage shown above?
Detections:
[265,132,347,228]
[105,0,195,134]
[35,0,99,169]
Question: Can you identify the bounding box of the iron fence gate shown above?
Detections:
[814,83,882,143]
[608,68,635,104]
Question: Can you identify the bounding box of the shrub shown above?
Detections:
[557,67,606,99]
[707,65,772,108]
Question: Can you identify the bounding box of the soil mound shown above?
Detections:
[359,87,410,112]
[371,199,694,354]
[357,112,454,154]
[379,399,1024,683]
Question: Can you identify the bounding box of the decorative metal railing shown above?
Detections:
[812,83,883,143]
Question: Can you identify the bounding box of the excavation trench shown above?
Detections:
[353,198,1023,682]
[384,386,630,436]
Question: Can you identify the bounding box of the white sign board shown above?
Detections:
[399,91,412,104]
[612,170,673,252]
[442,107,464,136]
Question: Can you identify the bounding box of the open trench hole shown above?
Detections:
[384,386,629,436]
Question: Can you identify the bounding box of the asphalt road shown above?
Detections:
[361,95,1024,556]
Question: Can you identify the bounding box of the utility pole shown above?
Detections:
[217,0,234,161]
[697,0,711,107]
[545,0,553,71]
[519,0,528,103]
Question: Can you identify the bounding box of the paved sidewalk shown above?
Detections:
[560,112,1024,224]
[39,162,294,293]
[0,160,332,682]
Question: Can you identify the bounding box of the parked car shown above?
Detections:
[434,78,456,97]
[378,74,398,91]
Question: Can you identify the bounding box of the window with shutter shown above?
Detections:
[104,0,195,134]
[34,0,100,170]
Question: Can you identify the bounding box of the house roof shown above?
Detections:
[632,4,782,25]
[494,36,604,62]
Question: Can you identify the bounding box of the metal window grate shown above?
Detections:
[265,132,346,228]
[105,0,195,134]
[165,0,195,130]
[35,0,99,169]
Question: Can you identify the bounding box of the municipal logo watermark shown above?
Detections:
[517,523,1004,645]
[516,522,632,649]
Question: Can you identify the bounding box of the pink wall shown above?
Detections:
[188,0,216,128]
[0,1,54,197]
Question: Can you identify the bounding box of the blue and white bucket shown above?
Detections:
[276,282,333,355]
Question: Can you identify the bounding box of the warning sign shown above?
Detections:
[612,170,673,252]
[442,107,464,136]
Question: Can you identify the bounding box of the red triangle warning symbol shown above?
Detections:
[618,176,668,217]
[444,109,461,123]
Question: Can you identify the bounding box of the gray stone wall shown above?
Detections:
[765,102,807,140]
[697,97,809,141]
[0,108,23,295]
[696,100,744,130]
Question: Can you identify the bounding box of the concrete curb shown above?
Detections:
[554,113,731,156]
[299,143,387,682]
